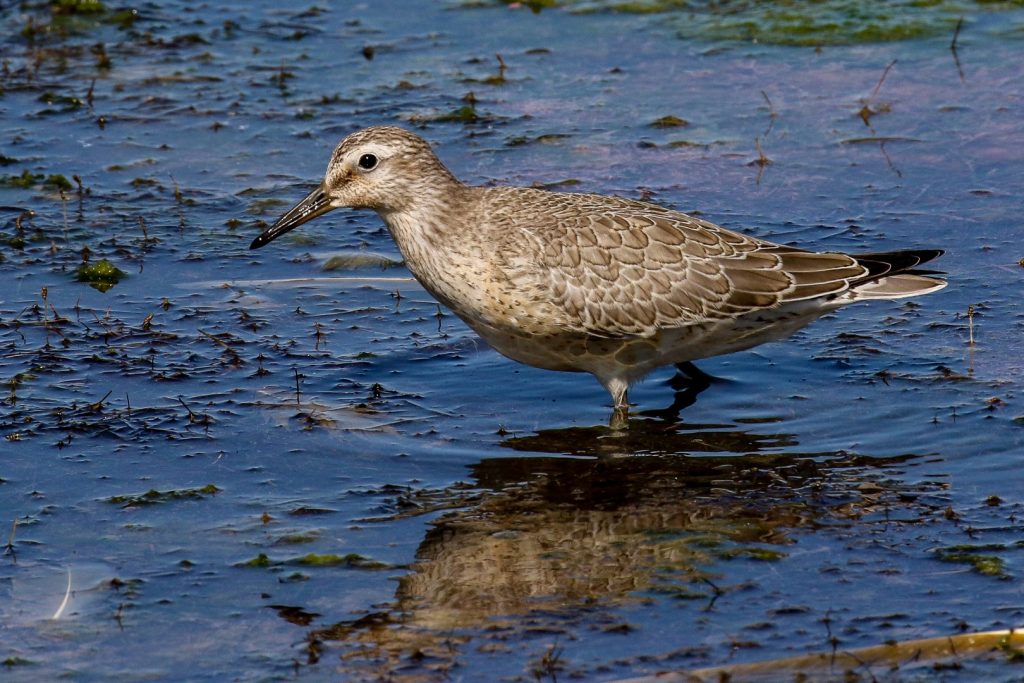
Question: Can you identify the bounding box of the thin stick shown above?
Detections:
[51,568,73,620]
[950,17,965,82]
[950,16,964,51]
[177,395,197,422]
[87,390,112,412]
[870,59,898,99]
[967,304,975,346]
[60,188,69,245]
[5,519,16,553]
[760,90,777,138]
[198,328,232,349]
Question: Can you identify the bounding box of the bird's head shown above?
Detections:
[250,126,457,249]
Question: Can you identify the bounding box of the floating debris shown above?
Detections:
[76,259,126,292]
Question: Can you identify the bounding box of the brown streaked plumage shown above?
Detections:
[250,126,945,417]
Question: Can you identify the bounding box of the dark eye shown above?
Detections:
[357,153,378,171]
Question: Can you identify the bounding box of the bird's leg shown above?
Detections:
[674,361,717,385]
[667,361,723,391]
[603,378,630,429]
[643,362,718,421]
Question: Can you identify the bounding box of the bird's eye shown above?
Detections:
[357,153,378,171]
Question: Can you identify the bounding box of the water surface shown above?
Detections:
[1,1,1023,680]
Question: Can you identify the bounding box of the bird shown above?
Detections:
[250,126,945,419]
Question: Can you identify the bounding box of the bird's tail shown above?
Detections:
[848,249,947,300]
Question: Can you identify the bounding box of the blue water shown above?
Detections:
[1,1,1023,680]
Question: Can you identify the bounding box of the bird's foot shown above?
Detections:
[667,361,723,391]
[609,405,629,431]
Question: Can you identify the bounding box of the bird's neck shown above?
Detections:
[378,183,484,311]
[378,182,473,259]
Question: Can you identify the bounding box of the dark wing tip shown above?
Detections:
[853,248,944,278]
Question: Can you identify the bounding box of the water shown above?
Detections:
[1,1,1023,680]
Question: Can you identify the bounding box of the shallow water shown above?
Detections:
[1,1,1023,680]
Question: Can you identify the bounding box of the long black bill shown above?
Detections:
[249,185,333,249]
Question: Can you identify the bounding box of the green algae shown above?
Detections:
[44,173,72,191]
[37,91,83,112]
[935,544,1010,578]
[717,546,788,561]
[506,133,571,146]
[105,483,221,507]
[51,0,106,14]
[239,553,273,568]
[76,259,126,292]
[0,170,71,190]
[2,657,34,667]
[650,115,688,128]
[274,531,322,544]
[289,553,392,569]
[435,105,480,123]
[236,552,393,570]
[463,0,1024,45]
[0,170,43,188]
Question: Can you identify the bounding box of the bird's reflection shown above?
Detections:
[296,414,935,678]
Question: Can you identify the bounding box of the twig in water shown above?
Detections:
[198,328,232,349]
[871,59,897,99]
[760,90,777,138]
[878,140,902,178]
[171,175,185,231]
[16,209,34,234]
[314,322,325,351]
[177,395,197,423]
[51,568,73,620]
[87,390,112,412]
[60,188,69,245]
[967,304,975,346]
[751,136,772,185]
[950,17,965,83]
[5,519,16,554]
[858,60,897,129]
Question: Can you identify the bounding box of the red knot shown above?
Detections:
[251,126,945,419]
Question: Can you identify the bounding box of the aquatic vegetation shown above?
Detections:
[105,484,221,507]
[463,0,1024,45]
[75,258,126,292]
[649,115,688,127]
[434,104,480,124]
[51,0,107,15]
[236,552,393,569]
[0,170,44,189]
[16,0,132,44]
[935,543,1012,578]
[505,133,571,146]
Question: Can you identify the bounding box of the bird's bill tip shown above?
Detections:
[249,185,332,250]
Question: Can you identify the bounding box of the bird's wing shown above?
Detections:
[510,194,868,337]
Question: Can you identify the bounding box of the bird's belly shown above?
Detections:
[465,321,686,375]
[462,303,829,378]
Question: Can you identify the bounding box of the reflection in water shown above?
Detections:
[295,416,935,679]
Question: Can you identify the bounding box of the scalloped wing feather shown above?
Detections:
[505,191,873,337]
